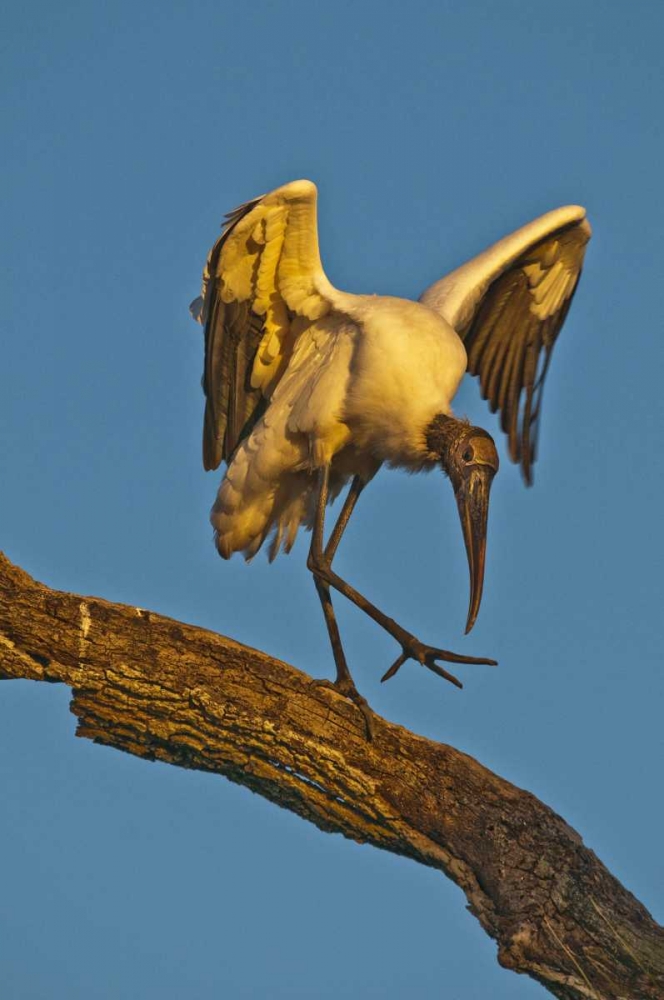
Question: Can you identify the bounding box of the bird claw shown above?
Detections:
[311,677,375,741]
[381,636,497,686]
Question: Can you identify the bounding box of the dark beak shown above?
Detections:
[453,466,494,634]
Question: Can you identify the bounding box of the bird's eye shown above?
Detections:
[462,447,473,463]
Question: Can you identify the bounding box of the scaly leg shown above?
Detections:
[308,467,497,691]
[310,475,374,738]
[323,474,366,563]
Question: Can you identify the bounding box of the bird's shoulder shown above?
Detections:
[346,295,465,363]
[342,293,454,334]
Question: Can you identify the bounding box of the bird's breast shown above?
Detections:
[343,297,467,468]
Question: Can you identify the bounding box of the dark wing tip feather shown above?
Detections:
[463,218,590,484]
[203,403,223,471]
[198,194,267,472]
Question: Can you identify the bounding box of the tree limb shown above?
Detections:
[0,551,661,999]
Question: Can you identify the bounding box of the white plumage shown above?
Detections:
[211,296,467,561]
[191,179,591,732]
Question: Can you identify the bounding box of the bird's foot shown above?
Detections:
[381,635,497,686]
[311,677,375,741]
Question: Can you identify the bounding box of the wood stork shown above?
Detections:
[191,180,591,736]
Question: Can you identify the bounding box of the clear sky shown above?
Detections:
[1,1,662,997]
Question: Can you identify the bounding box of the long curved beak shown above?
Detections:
[454,467,494,634]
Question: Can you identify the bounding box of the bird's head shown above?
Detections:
[426,414,499,634]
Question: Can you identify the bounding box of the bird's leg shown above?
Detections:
[309,472,374,739]
[323,474,366,564]
[308,469,497,690]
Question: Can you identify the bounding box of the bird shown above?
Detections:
[190,179,591,737]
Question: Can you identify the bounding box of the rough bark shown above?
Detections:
[0,551,661,999]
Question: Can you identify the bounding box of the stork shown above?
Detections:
[191,180,591,736]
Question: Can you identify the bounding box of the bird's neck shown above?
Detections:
[425,413,469,461]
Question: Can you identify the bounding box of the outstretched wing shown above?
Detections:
[190,179,338,470]
[420,206,591,484]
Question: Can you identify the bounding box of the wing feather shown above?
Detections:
[191,180,338,470]
[420,207,591,483]
[497,319,523,432]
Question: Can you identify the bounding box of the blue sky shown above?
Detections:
[1,2,662,997]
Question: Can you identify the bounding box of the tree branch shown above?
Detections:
[0,551,661,999]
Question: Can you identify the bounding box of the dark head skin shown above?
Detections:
[426,414,500,633]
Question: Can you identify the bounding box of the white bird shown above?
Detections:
[191,179,591,736]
